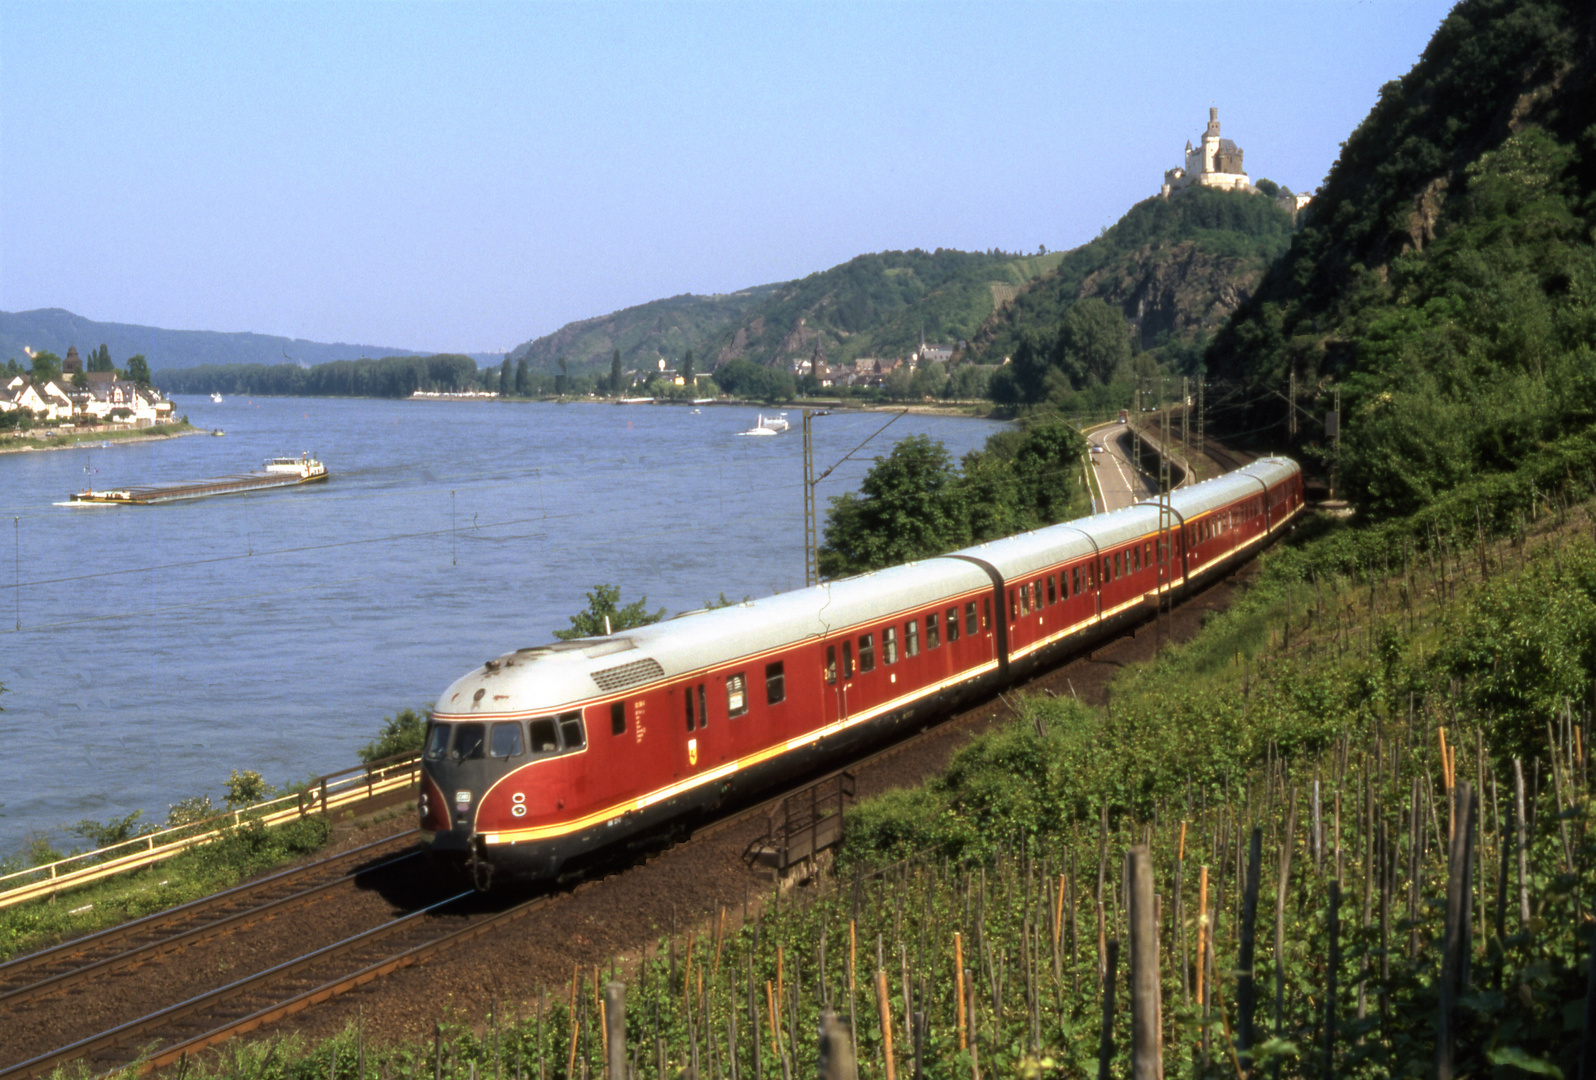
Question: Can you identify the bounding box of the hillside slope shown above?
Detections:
[968,187,1296,366]
[507,287,781,374]
[0,308,424,371]
[1207,0,1596,518]
[705,249,1063,371]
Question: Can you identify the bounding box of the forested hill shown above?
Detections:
[966,187,1296,366]
[505,249,1063,376]
[704,249,1063,370]
[0,308,426,371]
[507,286,781,375]
[1207,0,1596,519]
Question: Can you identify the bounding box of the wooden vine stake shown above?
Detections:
[876,969,897,1080]
[1127,845,1162,1080]
[1437,781,1476,1080]
[603,983,625,1080]
[954,932,967,1050]
[818,1009,858,1080]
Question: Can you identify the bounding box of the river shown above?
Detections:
[0,396,1003,854]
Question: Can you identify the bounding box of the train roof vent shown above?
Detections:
[591,657,665,693]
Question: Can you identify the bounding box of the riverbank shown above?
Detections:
[0,420,203,455]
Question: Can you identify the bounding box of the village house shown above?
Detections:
[3,349,174,427]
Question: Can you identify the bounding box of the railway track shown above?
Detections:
[3,554,1273,1079]
[0,832,421,1011]
[1,700,1011,1080]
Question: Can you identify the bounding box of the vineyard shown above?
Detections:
[149,476,1596,1080]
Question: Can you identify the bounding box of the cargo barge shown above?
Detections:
[71,454,329,505]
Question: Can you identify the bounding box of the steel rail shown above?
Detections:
[0,848,421,1010]
[108,721,979,1077]
[11,543,1293,1080]
[2,892,476,1080]
[0,831,419,994]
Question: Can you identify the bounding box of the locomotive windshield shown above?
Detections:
[451,723,487,759]
[490,721,523,758]
[424,722,450,760]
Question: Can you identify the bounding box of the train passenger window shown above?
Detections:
[452,723,487,760]
[1102,557,1111,583]
[697,685,708,729]
[905,619,920,657]
[966,601,978,636]
[490,721,524,758]
[825,645,837,684]
[1032,581,1042,610]
[727,673,748,717]
[557,711,585,752]
[945,608,959,642]
[1070,567,1079,595]
[1132,546,1141,572]
[859,633,876,671]
[529,717,559,754]
[424,723,451,761]
[1017,587,1029,616]
[610,702,626,737]
[926,613,940,649]
[1047,575,1056,605]
[842,641,854,679]
[766,662,785,704]
[686,687,697,730]
[884,626,898,664]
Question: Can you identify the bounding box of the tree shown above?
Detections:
[89,344,114,373]
[611,349,623,396]
[1056,297,1131,387]
[713,359,794,403]
[682,348,695,387]
[498,358,512,396]
[125,355,151,386]
[514,358,529,396]
[553,583,665,640]
[555,357,568,396]
[817,435,967,578]
[359,707,430,762]
[30,351,61,384]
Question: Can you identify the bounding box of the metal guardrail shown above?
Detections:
[0,753,421,911]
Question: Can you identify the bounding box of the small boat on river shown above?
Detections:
[736,412,789,436]
[70,453,329,505]
[210,393,224,403]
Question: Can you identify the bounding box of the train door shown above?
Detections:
[680,680,708,776]
[823,640,849,728]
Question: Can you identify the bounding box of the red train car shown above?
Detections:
[421,457,1304,882]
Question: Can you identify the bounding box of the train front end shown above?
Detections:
[420,647,598,886]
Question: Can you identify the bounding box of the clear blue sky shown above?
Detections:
[1,1,1456,355]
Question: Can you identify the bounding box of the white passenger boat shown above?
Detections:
[736,413,789,436]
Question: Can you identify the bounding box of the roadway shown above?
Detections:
[1085,421,1159,512]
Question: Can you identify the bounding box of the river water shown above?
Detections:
[0,397,1002,854]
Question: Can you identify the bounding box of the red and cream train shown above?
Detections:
[419,457,1304,881]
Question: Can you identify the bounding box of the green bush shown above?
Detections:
[358,707,430,763]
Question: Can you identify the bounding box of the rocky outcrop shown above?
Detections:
[1080,241,1264,347]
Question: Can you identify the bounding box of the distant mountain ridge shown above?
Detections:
[967,187,1297,365]
[506,249,1065,377]
[706,249,1064,371]
[0,308,430,372]
[508,287,781,374]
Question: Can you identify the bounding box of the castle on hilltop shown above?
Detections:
[1161,108,1255,198]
